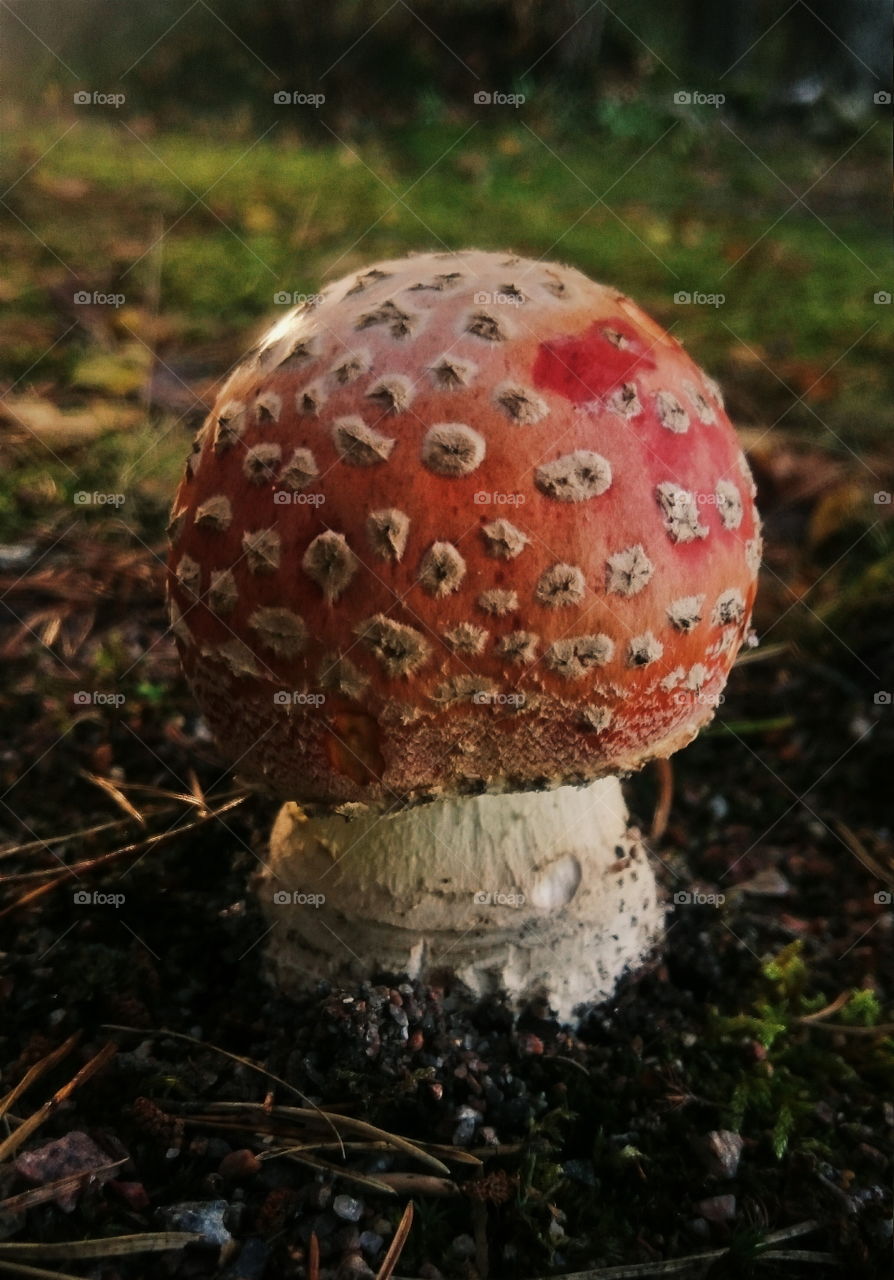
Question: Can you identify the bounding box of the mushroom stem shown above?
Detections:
[261,777,664,1020]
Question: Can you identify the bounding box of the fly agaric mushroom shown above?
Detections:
[167,250,760,1019]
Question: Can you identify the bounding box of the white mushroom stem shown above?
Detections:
[261,777,665,1022]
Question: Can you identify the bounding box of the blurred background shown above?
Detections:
[0,4,893,1272]
[1,0,891,790]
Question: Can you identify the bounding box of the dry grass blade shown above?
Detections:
[275,1149,397,1195]
[376,1200,413,1280]
[733,641,788,666]
[0,879,66,914]
[762,1221,821,1243]
[798,1019,894,1037]
[0,1233,200,1259]
[0,797,247,903]
[833,819,893,886]
[196,1102,450,1175]
[798,992,850,1024]
[79,771,146,824]
[0,1034,78,1121]
[374,1173,457,1196]
[760,1251,839,1263]
[0,816,136,861]
[0,1041,116,1163]
[0,1158,126,1214]
[105,1031,345,1151]
[502,1255,726,1277]
[415,1141,482,1166]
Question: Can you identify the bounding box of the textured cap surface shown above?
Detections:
[167,250,761,810]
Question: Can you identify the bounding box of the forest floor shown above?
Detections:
[0,109,892,1278]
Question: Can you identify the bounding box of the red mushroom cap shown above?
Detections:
[167,251,761,811]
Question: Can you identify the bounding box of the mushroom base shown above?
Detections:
[260,778,664,1022]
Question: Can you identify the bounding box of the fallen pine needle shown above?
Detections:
[0,797,247,907]
[0,1034,79,1121]
[0,1158,125,1215]
[0,1041,116,1163]
[0,1233,200,1260]
[377,1201,413,1280]
[189,1101,450,1175]
[104,1028,345,1152]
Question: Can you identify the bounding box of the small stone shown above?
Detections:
[450,1233,477,1258]
[108,1180,150,1211]
[359,1230,384,1255]
[336,1251,375,1279]
[702,1130,743,1179]
[306,1182,332,1210]
[333,1193,364,1222]
[738,868,791,897]
[157,1199,232,1246]
[452,1105,479,1146]
[14,1131,116,1211]
[696,1194,736,1222]
[219,1149,263,1181]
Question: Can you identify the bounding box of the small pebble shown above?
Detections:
[702,1130,743,1179]
[359,1230,384,1255]
[696,1194,736,1223]
[157,1199,232,1246]
[738,867,791,897]
[219,1149,263,1181]
[333,1193,363,1222]
[450,1233,476,1258]
[452,1105,479,1146]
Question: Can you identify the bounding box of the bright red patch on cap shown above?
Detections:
[532,321,656,404]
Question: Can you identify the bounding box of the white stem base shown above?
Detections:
[259,778,664,1022]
